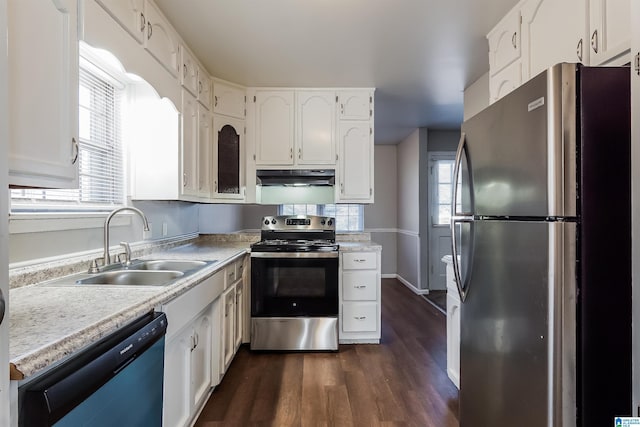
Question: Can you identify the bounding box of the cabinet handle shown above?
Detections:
[354,285,366,289]
[634,52,639,76]
[511,32,517,49]
[71,137,79,164]
[147,21,152,39]
[354,259,365,263]
[340,103,344,115]
[214,180,218,192]
[183,64,187,79]
[199,81,202,94]
[298,148,301,159]
[591,29,598,54]
[195,332,199,348]
[140,13,146,32]
[354,316,367,320]
[290,148,293,159]
[340,182,344,194]
[214,95,218,107]
[576,39,583,62]
[183,173,187,187]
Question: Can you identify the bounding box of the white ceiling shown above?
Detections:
[154,0,520,144]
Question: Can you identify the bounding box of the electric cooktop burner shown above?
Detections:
[251,215,339,252]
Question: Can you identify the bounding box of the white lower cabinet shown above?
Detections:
[218,257,247,383]
[221,285,236,375]
[339,251,381,343]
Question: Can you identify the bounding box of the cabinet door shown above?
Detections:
[181,90,199,197]
[180,45,199,96]
[489,60,522,104]
[8,0,79,188]
[296,91,336,165]
[521,0,588,80]
[589,0,631,64]
[214,81,246,118]
[221,286,236,373]
[253,91,295,165]
[342,302,378,332]
[143,0,178,77]
[338,91,372,120]
[198,73,212,110]
[234,280,244,350]
[337,122,373,202]
[94,0,145,43]
[163,330,191,427]
[487,7,521,75]
[212,116,244,199]
[198,106,212,199]
[191,313,212,409]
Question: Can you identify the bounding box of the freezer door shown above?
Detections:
[460,63,577,218]
[460,220,576,427]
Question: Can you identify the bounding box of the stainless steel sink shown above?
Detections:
[128,260,210,273]
[76,270,184,286]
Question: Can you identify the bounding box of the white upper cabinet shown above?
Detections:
[213,81,246,119]
[212,115,245,200]
[338,91,372,120]
[589,0,631,64]
[296,91,337,165]
[520,0,588,80]
[490,60,522,103]
[181,89,199,198]
[8,0,79,188]
[198,106,213,199]
[94,0,145,43]
[198,73,212,110]
[253,90,295,166]
[337,122,374,203]
[143,0,179,77]
[180,45,199,96]
[487,7,521,76]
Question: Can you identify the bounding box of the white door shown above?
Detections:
[428,153,456,291]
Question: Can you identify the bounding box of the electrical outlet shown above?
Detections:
[162,222,168,237]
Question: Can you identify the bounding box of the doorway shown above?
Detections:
[427,153,456,292]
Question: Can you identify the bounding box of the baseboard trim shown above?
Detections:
[395,275,428,295]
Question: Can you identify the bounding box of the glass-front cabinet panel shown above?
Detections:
[213,116,244,199]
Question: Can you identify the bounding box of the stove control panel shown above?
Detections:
[261,215,335,232]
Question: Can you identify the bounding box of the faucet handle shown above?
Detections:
[119,242,132,266]
[88,258,103,273]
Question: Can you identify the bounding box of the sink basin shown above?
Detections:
[76,270,184,286]
[129,260,210,273]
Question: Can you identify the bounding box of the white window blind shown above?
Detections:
[279,204,364,231]
[11,62,124,211]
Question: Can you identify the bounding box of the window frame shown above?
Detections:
[278,204,364,232]
[429,153,459,227]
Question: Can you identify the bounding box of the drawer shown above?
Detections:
[342,302,378,332]
[342,252,377,270]
[162,270,224,339]
[342,271,377,301]
[225,260,240,288]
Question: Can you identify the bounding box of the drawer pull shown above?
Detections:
[354,259,366,263]
[354,285,367,289]
[354,316,367,320]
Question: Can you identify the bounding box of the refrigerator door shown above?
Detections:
[460,220,576,427]
[460,63,577,218]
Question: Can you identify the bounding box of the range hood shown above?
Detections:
[255,169,336,204]
[256,169,335,186]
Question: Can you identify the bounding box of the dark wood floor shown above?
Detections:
[195,279,459,427]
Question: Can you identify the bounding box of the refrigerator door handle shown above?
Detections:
[451,132,473,302]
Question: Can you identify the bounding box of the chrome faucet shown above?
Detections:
[103,207,150,265]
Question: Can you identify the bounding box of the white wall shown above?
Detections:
[396,129,421,290]
[9,201,198,264]
[364,145,397,275]
[464,71,489,120]
[199,204,244,233]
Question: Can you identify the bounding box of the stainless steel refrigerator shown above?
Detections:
[451,63,631,427]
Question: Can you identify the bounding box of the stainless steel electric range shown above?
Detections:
[250,215,339,351]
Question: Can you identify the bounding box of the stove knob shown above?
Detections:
[321,220,326,225]
[264,219,270,225]
[271,219,277,225]
[327,219,333,226]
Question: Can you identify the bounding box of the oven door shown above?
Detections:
[251,252,339,317]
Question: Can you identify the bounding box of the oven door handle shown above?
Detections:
[251,251,339,259]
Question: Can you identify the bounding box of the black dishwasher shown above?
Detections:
[20,311,167,427]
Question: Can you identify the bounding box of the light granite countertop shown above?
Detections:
[9,240,251,381]
[10,234,379,381]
